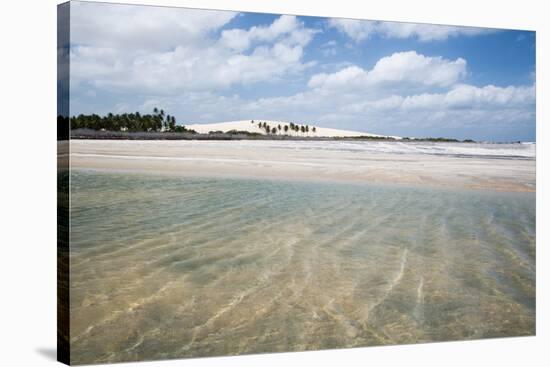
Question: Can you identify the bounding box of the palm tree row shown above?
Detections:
[253,120,317,135]
[70,108,194,133]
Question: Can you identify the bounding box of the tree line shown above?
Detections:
[70,108,195,133]
[252,120,316,135]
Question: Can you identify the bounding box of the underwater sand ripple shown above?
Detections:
[69,172,535,364]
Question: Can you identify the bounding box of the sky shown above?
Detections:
[68,1,536,141]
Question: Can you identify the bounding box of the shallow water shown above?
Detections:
[69,170,535,364]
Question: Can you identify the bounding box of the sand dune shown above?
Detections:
[185,120,400,139]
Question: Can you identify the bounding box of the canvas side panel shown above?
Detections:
[57,2,70,365]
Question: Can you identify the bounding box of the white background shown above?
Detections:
[0,0,547,365]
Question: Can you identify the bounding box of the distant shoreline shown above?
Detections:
[62,112,529,144]
[70,129,485,143]
[70,140,535,192]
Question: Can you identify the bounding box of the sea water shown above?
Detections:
[69,171,535,364]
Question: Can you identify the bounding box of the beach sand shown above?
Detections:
[70,140,535,192]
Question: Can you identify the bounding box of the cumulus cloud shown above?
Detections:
[308,66,367,89]
[344,84,536,112]
[369,52,467,87]
[70,4,318,94]
[308,51,467,90]
[443,84,535,108]
[327,19,376,42]
[71,2,237,51]
[72,42,312,94]
[219,15,318,52]
[329,18,494,42]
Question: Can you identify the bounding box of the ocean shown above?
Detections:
[68,169,535,364]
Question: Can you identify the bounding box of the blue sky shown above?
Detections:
[69,1,535,141]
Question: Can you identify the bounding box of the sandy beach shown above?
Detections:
[70,140,535,192]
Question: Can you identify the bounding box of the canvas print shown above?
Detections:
[57,1,536,365]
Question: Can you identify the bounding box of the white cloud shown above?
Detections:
[395,84,535,112]
[327,19,376,42]
[377,22,494,41]
[71,42,312,93]
[444,84,535,108]
[219,15,317,52]
[308,51,467,90]
[400,93,444,110]
[71,2,237,51]
[226,56,534,137]
[343,95,405,113]
[308,65,367,89]
[70,4,319,94]
[369,51,467,87]
[329,18,494,42]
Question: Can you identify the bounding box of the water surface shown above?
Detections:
[69,170,535,364]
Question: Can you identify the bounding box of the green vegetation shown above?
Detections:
[401,137,458,142]
[225,130,262,136]
[340,135,396,141]
[68,113,478,142]
[70,108,196,133]
[255,120,316,136]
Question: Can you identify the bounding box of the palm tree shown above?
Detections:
[168,115,176,131]
[70,109,190,133]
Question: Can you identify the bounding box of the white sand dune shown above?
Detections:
[185,120,400,139]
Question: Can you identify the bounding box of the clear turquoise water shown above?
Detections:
[69,170,535,364]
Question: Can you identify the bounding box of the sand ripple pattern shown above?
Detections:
[69,171,536,364]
